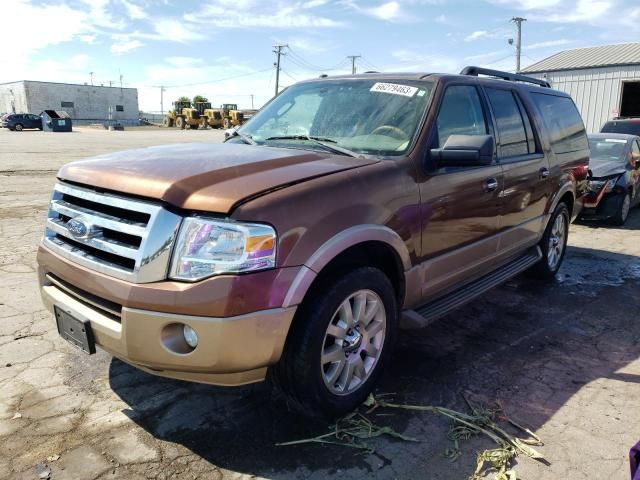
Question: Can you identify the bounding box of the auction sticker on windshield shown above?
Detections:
[370,83,418,97]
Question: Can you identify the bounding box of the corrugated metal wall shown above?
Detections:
[529,65,640,133]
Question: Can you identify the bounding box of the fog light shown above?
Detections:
[183,325,199,348]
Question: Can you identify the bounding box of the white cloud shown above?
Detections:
[487,0,616,25]
[120,0,147,20]
[390,50,461,72]
[111,39,144,55]
[165,57,205,67]
[0,0,90,69]
[152,19,206,42]
[184,2,344,28]
[367,1,402,20]
[465,30,489,42]
[526,39,572,49]
[80,34,97,44]
[464,27,511,42]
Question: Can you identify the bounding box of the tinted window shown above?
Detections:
[532,93,587,154]
[116,105,124,112]
[61,101,74,108]
[601,121,640,136]
[485,88,529,157]
[436,85,487,147]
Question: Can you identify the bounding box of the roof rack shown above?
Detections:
[460,66,551,88]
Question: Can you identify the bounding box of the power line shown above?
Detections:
[286,47,350,72]
[360,57,382,72]
[280,69,299,82]
[152,67,273,89]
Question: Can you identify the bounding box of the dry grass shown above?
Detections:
[277,394,547,480]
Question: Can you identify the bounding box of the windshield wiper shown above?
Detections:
[264,135,359,157]
[226,130,256,145]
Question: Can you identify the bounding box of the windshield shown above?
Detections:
[237,79,434,156]
[588,137,628,164]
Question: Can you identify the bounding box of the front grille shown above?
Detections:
[44,182,182,283]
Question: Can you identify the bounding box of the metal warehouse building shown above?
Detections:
[0,80,139,125]
[523,43,640,133]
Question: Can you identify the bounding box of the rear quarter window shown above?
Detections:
[531,93,588,154]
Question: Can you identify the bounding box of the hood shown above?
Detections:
[589,159,626,179]
[58,143,379,213]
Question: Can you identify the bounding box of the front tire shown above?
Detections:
[530,202,569,280]
[273,267,397,418]
[14,124,23,131]
[611,192,631,226]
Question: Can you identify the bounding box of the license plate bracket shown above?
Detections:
[54,306,96,354]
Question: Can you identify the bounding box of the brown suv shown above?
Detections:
[37,67,589,416]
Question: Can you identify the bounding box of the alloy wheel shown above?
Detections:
[621,194,631,223]
[321,289,386,395]
[547,213,566,270]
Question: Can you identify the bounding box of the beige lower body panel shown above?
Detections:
[41,283,297,386]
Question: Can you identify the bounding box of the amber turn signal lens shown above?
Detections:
[246,234,275,253]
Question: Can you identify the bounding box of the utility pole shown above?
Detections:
[273,44,288,97]
[511,17,526,73]
[347,55,361,75]
[89,72,94,86]
[250,94,254,109]
[160,86,166,116]
[108,80,113,87]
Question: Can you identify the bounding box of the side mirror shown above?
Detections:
[430,134,494,167]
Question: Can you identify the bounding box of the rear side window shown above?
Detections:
[436,85,487,147]
[531,93,587,154]
[601,121,640,136]
[485,88,531,158]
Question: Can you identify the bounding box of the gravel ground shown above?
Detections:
[1,126,639,480]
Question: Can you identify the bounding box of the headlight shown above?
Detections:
[169,217,276,281]
[588,177,619,193]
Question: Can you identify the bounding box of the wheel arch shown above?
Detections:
[282,225,411,309]
[549,182,575,218]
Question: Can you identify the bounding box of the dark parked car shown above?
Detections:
[582,133,640,225]
[601,118,640,136]
[1,113,42,131]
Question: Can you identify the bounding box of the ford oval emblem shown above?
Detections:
[67,218,89,238]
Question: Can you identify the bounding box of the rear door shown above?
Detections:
[27,114,39,128]
[482,86,550,256]
[418,83,504,298]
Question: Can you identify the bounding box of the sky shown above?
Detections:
[3,0,640,112]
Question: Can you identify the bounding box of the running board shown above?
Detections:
[400,247,542,329]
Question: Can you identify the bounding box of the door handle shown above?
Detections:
[484,177,499,192]
[539,167,550,179]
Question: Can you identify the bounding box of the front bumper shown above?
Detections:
[38,245,299,386]
[581,192,622,220]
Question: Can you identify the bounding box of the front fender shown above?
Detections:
[282,224,411,307]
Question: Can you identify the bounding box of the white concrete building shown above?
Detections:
[0,80,139,125]
[522,43,640,133]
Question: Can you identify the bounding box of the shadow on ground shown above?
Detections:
[109,242,640,479]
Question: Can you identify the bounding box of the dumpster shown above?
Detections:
[41,110,72,132]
